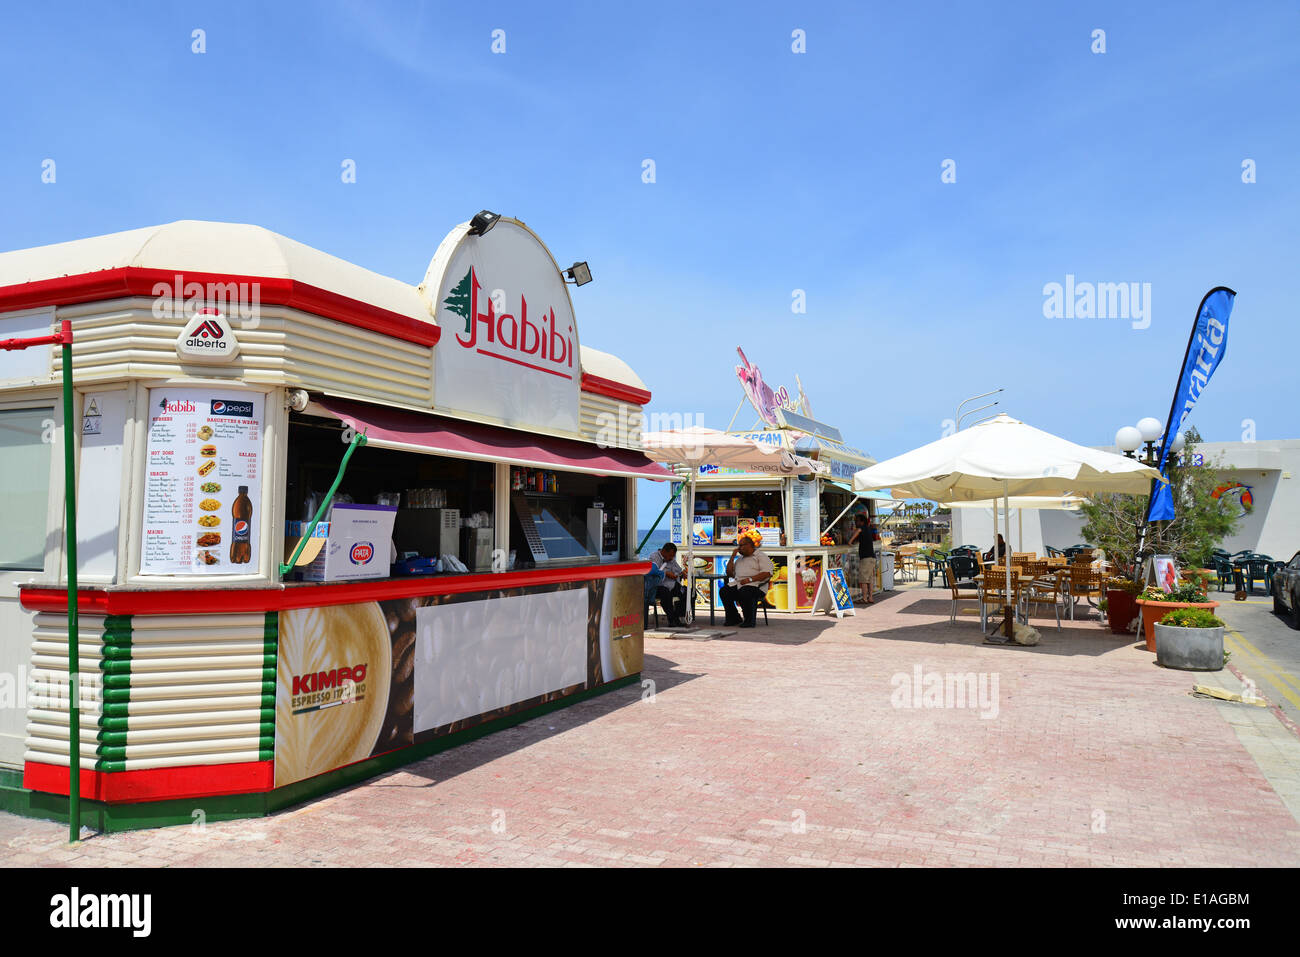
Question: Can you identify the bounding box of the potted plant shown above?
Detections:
[1154,607,1226,671]
[1135,582,1220,652]
[1104,577,1143,635]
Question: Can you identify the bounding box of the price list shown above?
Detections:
[140,389,263,575]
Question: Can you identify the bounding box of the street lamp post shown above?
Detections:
[1115,418,1184,581]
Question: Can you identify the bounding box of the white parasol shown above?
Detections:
[852,414,1161,638]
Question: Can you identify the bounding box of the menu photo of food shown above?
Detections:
[196,425,214,441]
[200,444,218,458]
[198,460,216,477]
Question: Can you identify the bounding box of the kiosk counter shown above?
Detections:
[669,424,879,613]
[0,216,668,830]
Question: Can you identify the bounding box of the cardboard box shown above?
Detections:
[289,504,397,581]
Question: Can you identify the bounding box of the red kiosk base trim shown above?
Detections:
[24,759,274,803]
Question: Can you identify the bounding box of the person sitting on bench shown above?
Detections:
[720,536,774,628]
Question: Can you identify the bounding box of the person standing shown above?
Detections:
[648,542,687,626]
[848,512,878,604]
[720,536,774,628]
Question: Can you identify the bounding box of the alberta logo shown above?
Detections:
[442,266,574,379]
[176,309,240,361]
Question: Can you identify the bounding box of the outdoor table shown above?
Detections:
[695,573,729,626]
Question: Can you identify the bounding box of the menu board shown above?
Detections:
[791,479,817,545]
[140,388,263,575]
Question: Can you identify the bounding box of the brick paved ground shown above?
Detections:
[3,584,1298,867]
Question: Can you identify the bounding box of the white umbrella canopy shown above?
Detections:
[641,427,825,624]
[852,414,1162,640]
[641,427,823,474]
[851,415,1161,500]
[945,496,1084,510]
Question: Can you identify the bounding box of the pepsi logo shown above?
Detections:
[349,542,375,565]
[234,521,249,535]
[209,399,254,417]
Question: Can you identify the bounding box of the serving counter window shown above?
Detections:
[285,413,495,579]
[686,486,785,546]
[820,483,869,546]
[508,467,627,568]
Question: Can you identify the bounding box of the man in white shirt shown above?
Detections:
[720,537,774,628]
[648,542,687,626]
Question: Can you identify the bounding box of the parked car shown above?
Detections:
[1273,551,1300,629]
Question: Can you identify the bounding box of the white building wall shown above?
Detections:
[948,440,1299,560]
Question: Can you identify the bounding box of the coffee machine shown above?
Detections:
[585,504,621,563]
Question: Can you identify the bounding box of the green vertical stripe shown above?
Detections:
[264,612,279,767]
[94,614,128,771]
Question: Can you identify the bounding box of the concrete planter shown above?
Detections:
[1153,623,1225,671]
[1135,599,1219,651]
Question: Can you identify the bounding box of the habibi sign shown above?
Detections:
[422,219,581,436]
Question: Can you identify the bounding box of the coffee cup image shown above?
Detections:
[599,577,643,682]
[275,602,392,787]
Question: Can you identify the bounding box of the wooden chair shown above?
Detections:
[945,565,980,623]
[1062,566,1105,620]
[1011,552,1036,564]
[1045,556,1067,568]
[978,568,1025,634]
[1023,560,1050,579]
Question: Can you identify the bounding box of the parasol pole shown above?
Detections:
[1004,480,1013,638]
[684,470,697,625]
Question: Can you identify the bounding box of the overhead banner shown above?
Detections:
[1147,286,1236,522]
[425,219,581,437]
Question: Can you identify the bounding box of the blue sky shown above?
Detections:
[2,1,1296,528]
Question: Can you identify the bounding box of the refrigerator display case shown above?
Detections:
[512,492,596,566]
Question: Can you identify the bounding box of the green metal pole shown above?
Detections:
[61,320,79,843]
[279,431,368,577]
[637,482,684,555]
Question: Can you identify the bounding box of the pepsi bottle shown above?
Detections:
[231,486,252,564]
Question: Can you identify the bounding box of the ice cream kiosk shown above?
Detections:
[0,216,668,831]
[668,350,881,613]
